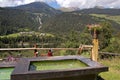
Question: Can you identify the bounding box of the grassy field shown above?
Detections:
[0,32,55,38]
[99,57,120,80]
[0,33,20,38]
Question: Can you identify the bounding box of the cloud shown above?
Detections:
[0,0,45,7]
[56,0,96,9]
[56,0,120,9]
[0,0,120,9]
[96,0,120,8]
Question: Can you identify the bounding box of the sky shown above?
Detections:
[0,0,120,9]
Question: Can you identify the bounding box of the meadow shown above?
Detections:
[99,57,120,80]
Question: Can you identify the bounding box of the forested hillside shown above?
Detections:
[0,8,39,36]
[41,12,120,34]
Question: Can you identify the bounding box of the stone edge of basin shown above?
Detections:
[0,62,16,68]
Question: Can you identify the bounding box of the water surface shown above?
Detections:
[30,59,88,71]
[0,67,14,80]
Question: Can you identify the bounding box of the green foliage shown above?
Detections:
[82,21,113,50]
[0,32,63,48]
[65,30,80,48]
[104,37,120,53]
[79,33,92,45]
[99,22,113,49]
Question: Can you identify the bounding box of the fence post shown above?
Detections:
[91,39,98,61]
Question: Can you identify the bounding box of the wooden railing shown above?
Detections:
[0,48,79,51]
[99,52,120,58]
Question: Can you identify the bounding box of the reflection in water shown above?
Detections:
[29,64,36,71]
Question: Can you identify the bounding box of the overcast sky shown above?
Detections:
[0,0,120,9]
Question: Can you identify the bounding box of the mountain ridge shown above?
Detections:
[74,8,120,15]
[9,2,61,15]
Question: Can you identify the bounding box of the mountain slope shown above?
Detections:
[0,8,39,35]
[41,12,120,34]
[12,2,61,15]
[75,8,120,15]
[0,2,61,36]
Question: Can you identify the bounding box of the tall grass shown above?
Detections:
[99,57,120,80]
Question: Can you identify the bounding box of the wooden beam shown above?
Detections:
[81,45,93,48]
[0,48,80,51]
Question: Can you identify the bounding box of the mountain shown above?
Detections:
[75,8,120,15]
[0,2,61,36]
[1,2,120,36]
[59,7,120,15]
[11,2,61,15]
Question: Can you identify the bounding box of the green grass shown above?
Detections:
[45,33,55,37]
[0,33,20,38]
[0,32,55,38]
[80,52,120,80]
[99,57,120,80]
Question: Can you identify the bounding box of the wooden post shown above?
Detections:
[91,39,98,61]
[91,28,99,61]
[87,24,100,62]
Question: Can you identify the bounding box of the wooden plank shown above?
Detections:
[81,45,93,48]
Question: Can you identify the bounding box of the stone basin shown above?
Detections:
[11,56,108,80]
